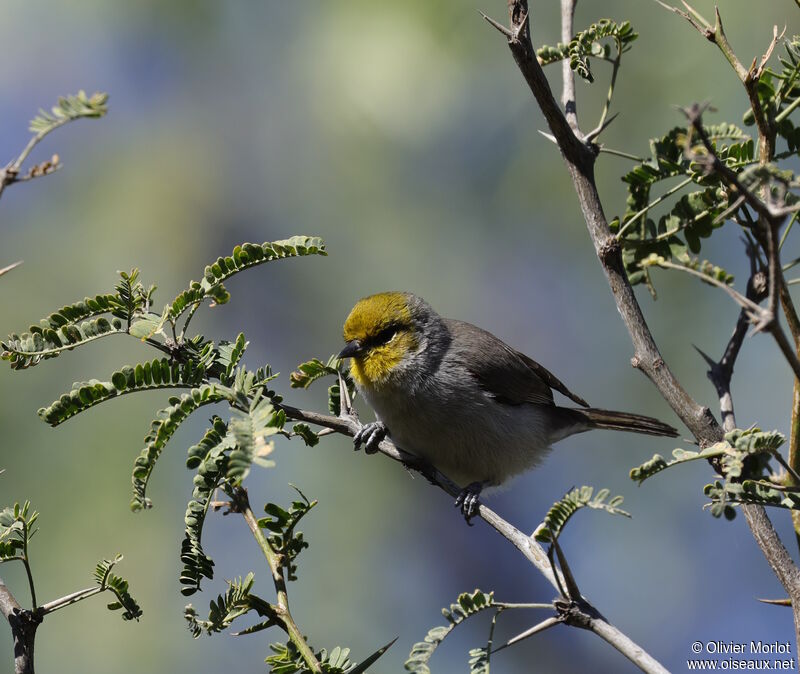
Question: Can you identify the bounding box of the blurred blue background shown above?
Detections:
[1,1,799,672]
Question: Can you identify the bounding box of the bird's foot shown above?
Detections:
[454,482,484,525]
[353,421,387,455]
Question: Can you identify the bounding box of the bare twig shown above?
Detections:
[38,586,103,615]
[695,241,767,432]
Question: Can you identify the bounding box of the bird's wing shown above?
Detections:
[443,319,589,407]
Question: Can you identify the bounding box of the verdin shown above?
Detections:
[338,291,678,520]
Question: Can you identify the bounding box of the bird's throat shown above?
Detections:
[349,336,416,389]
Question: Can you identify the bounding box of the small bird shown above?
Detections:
[338,291,678,521]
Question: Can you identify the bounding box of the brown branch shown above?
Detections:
[695,243,767,432]
[502,1,717,442]
[683,106,800,384]
[0,578,39,674]
[496,0,800,650]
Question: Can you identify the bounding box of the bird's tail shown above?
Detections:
[562,407,678,438]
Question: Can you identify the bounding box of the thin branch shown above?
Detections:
[597,146,644,162]
[38,586,102,615]
[696,242,767,432]
[615,176,694,240]
[280,401,667,673]
[646,257,762,316]
[585,111,619,144]
[232,488,322,674]
[560,0,579,134]
[493,601,555,609]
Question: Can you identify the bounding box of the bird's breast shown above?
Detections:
[357,367,554,487]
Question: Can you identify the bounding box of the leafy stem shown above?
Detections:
[615,176,694,239]
[232,487,322,674]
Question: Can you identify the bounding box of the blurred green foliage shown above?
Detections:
[1,2,799,673]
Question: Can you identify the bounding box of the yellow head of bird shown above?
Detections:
[340,292,420,388]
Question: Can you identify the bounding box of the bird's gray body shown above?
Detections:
[355,304,586,486]
[348,293,677,488]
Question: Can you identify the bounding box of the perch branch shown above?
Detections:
[280,401,668,674]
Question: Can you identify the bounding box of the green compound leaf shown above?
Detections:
[184,572,277,637]
[114,269,154,324]
[215,333,248,385]
[169,237,327,321]
[469,647,490,674]
[131,385,229,511]
[533,486,630,544]
[639,253,734,285]
[568,19,637,82]
[615,122,753,293]
[405,590,494,674]
[290,355,356,416]
[290,356,341,389]
[227,396,281,483]
[257,486,317,582]
[266,638,394,674]
[537,19,637,82]
[181,417,233,596]
[753,36,800,151]
[29,90,108,135]
[3,269,155,370]
[291,423,320,447]
[630,445,727,484]
[0,501,39,561]
[3,316,126,370]
[536,42,570,66]
[35,294,123,330]
[37,357,209,426]
[631,428,789,520]
[705,479,800,520]
[93,554,142,621]
[721,428,785,479]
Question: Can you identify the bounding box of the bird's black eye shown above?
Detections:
[372,325,399,346]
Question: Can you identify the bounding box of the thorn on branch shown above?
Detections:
[750,25,784,82]
[479,11,513,39]
[585,113,620,144]
[655,0,713,39]
[538,129,558,145]
[758,597,793,607]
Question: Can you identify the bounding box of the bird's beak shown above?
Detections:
[338,339,364,359]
